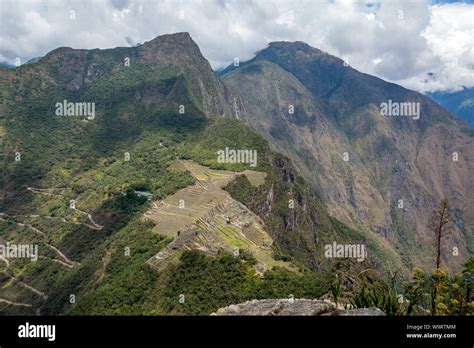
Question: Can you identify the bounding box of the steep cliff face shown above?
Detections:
[224,151,404,275]
[137,32,237,118]
[222,41,474,273]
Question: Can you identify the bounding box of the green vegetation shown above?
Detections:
[2,35,470,317]
[403,259,474,315]
[0,43,339,315]
[155,249,331,315]
[177,116,271,172]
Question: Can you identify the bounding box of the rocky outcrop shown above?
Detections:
[212,299,385,316]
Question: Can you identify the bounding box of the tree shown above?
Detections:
[428,198,452,314]
[428,198,451,269]
[461,257,474,312]
[403,267,427,315]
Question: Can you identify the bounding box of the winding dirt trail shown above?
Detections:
[7,213,102,230]
[27,187,66,195]
[0,298,32,307]
[1,254,48,300]
[11,277,48,300]
[0,214,76,267]
[0,256,10,269]
[74,208,104,230]
[26,187,104,230]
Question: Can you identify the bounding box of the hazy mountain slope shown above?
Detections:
[0,62,14,69]
[428,87,474,128]
[222,41,474,273]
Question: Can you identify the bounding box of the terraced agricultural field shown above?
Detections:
[144,159,263,237]
[145,160,293,273]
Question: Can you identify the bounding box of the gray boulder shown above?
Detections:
[212,299,385,316]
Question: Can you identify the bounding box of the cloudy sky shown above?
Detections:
[0,0,473,92]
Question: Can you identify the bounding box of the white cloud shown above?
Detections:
[0,0,472,92]
[418,3,474,92]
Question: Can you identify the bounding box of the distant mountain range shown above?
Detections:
[427,87,474,128]
[0,61,14,69]
[0,57,44,69]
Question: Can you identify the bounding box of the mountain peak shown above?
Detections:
[138,32,203,66]
[256,40,335,65]
[267,40,323,54]
[219,40,333,76]
[143,32,194,46]
[141,32,198,53]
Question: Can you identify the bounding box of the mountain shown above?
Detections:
[0,62,14,69]
[222,41,474,274]
[1,33,471,316]
[427,87,474,128]
[0,33,383,315]
[25,57,43,65]
[0,57,43,69]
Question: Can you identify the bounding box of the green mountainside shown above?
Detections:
[0,33,472,316]
[0,33,385,315]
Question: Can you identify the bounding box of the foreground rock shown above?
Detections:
[212,299,385,316]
